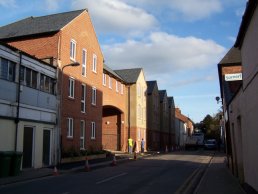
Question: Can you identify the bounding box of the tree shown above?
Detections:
[195,112,222,139]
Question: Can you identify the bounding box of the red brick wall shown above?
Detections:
[102,72,128,151]
[8,33,59,60]
[6,10,104,154]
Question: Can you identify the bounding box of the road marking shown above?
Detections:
[96,173,127,185]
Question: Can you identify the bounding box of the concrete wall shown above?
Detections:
[0,119,56,168]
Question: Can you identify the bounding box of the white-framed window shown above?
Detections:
[92,87,97,105]
[68,77,75,98]
[121,83,123,94]
[92,54,97,73]
[80,120,85,149]
[103,73,106,86]
[108,76,112,89]
[67,117,73,138]
[82,49,87,77]
[70,39,76,61]
[81,84,86,113]
[91,122,96,139]
[116,81,119,92]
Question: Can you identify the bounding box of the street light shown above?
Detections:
[215,96,222,104]
[58,62,80,166]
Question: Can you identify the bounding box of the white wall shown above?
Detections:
[239,5,258,191]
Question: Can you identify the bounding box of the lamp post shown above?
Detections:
[58,62,80,166]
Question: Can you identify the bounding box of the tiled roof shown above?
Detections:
[219,47,241,65]
[167,97,175,106]
[159,90,167,102]
[103,64,124,81]
[114,68,142,84]
[147,81,157,94]
[0,9,86,39]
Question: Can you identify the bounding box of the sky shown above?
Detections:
[0,0,246,123]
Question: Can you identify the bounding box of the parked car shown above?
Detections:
[204,139,217,150]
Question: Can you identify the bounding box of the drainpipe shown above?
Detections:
[14,51,22,152]
[128,86,131,138]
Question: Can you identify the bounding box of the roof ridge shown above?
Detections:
[31,9,87,19]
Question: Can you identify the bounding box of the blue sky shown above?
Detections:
[0,0,246,123]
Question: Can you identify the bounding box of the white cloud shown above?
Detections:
[72,0,158,36]
[103,32,226,78]
[0,0,16,8]
[168,0,222,21]
[123,0,222,21]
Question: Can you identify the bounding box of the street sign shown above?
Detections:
[225,73,242,81]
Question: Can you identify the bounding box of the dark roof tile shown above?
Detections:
[0,9,86,39]
[147,80,157,94]
[114,68,142,84]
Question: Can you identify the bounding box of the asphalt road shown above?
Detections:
[0,151,214,194]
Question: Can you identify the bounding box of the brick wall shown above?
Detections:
[5,10,104,154]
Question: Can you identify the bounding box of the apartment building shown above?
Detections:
[0,42,57,168]
[115,68,147,152]
[159,90,169,150]
[146,81,160,151]
[168,97,176,148]
[0,10,104,158]
[102,64,128,151]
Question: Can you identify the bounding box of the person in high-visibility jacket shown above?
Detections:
[128,138,133,154]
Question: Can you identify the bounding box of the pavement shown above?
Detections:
[0,151,248,194]
[194,152,246,194]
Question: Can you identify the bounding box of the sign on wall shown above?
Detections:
[225,73,242,81]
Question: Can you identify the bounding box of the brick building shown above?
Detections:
[168,97,176,148]
[0,9,104,159]
[146,81,160,151]
[159,90,169,150]
[102,64,128,151]
[115,68,147,152]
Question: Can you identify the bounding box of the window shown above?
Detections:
[67,118,73,138]
[80,120,85,149]
[91,122,96,139]
[81,84,86,113]
[40,74,55,94]
[92,87,96,105]
[108,76,112,89]
[69,77,75,98]
[102,73,106,86]
[121,83,123,94]
[82,49,87,77]
[0,57,16,81]
[20,65,38,89]
[70,39,76,61]
[92,54,97,73]
[116,81,119,92]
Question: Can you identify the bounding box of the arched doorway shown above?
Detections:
[102,106,124,151]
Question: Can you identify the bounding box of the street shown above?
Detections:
[0,151,214,194]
